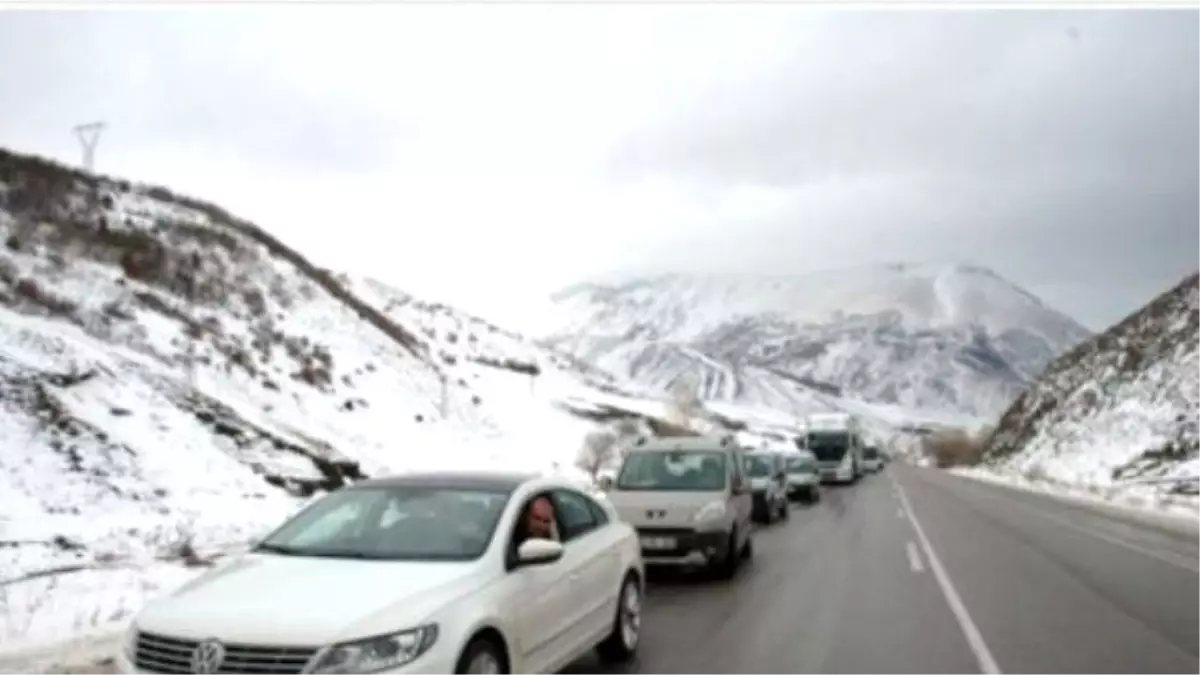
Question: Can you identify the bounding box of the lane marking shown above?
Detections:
[949,482,1200,574]
[906,541,925,573]
[892,473,1002,674]
[897,507,905,519]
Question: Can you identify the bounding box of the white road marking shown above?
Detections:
[897,507,905,519]
[892,474,1002,675]
[907,541,925,573]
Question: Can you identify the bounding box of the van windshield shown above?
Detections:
[617,450,728,491]
[786,454,817,473]
[743,454,775,478]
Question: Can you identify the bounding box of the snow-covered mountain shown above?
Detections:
[983,271,1199,490]
[0,147,668,650]
[543,264,1091,420]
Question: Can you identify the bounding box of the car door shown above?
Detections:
[548,489,615,662]
[503,494,575,674]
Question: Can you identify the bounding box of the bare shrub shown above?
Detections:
[575,430,618,482]
[14,277,77,317]
[927,428,985,468]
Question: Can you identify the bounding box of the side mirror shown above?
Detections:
[597,475,614,492]
[516,538,564,567]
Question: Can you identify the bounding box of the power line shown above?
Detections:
[73,121,105,172]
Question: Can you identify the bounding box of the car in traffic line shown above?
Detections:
[743,450,790,524]
[117,471,645,674]
[861,444,884,473]
[784,451,822,504]
[603,435,754,579]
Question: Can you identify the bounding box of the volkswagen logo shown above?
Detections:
[189,639,225,674]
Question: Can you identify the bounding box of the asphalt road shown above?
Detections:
[565,464,1200,674]
[11,465,1197,674]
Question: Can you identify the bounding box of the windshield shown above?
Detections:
[617,450,728,491]
[743,454,776,478]
[786,454,817,473]
[254,486,512,561]
[806,431,850,462]
[864,446,880,460]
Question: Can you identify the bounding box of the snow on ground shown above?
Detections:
[0,152,680,660]
[951,465,1200,528]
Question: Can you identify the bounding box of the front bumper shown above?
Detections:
[114,636,460,675]
[787,477,818,495]
[635,526,730,567]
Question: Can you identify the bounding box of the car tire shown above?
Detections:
[455,634,508,674]
[715,530,741,579]
[597,574,641,663]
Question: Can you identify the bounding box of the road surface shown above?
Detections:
[10,465,1198,674]
[566,464,1199,674]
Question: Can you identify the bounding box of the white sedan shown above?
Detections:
[117,471,645,674]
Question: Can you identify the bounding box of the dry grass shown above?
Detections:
[927,428,986,468]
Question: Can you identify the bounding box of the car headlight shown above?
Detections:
[309,625,439,674]
[693,500,726,524]
[123,624,139,659]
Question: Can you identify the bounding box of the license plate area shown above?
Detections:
[640,536,676,551]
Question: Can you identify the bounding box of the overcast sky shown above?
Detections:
[0,6,1195,331]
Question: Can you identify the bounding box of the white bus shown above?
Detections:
[799,413,865,484]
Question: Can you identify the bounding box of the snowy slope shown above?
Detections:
[983,272,1199,492]
[0,147,664,652]
[543,264,1091,419]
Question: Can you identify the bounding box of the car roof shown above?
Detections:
[350,470,539,493]
[628,435,737,453]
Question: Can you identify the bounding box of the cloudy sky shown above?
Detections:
[0,5,1195,330]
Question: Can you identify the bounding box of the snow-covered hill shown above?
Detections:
[0,148,668,651]
[543,264,1091,420]
[983,271,1199,492]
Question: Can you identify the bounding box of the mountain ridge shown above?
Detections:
[983,271,1199,489]
[542,263,1091,419]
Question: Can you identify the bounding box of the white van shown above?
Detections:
[603,435,754,579]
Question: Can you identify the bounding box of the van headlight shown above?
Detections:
[310,625,439,673]
[693,500,726,525]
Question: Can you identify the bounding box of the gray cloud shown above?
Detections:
[0,8,1193,330]
[604,10,1198,328]
[0,11,411,174]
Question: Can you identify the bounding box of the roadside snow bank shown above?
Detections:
[951,466,1199,535]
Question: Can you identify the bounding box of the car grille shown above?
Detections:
[134,631,319,674]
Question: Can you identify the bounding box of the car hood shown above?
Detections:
[608,490,723,528]
[135,553,485,646]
